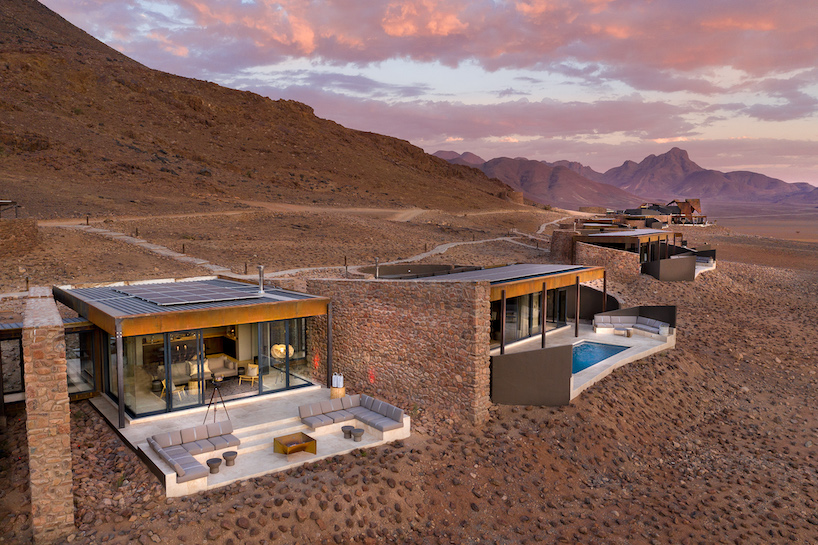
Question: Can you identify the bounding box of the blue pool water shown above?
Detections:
[572,341,629,373]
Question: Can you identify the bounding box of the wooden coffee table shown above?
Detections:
[273,432,316,456]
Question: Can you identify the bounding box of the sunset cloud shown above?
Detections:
[39,0,818,184]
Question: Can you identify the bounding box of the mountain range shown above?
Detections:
[435,148,818,209]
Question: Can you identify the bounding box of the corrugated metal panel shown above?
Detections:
[418,264,588,284]
[65,279,319,318]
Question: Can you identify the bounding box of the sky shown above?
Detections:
[42,0,818,185]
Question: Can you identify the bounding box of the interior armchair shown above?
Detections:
[238,363,259,386]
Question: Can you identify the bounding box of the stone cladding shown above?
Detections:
[0,218,39,258]
[306,279,492,424]
[550,229,578,263]
[22,287,74,544]
[575,242,642,280]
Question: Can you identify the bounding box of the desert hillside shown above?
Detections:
[0,0,514,219]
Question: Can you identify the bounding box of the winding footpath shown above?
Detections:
[41,209,578,279]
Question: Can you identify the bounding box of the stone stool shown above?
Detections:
[223,451,237,466]
[341,425,355,439]
[207,458,222,474]
[351,428,364,442]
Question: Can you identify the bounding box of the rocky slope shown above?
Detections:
[0,0,513,219]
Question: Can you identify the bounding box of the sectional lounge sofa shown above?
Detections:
[298,394,405,432]
[147,420,240,483]
[593,314,670,336]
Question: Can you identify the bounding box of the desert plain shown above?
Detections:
[1,201,817,545]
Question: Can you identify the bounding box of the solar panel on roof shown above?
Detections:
[114,283,261,306]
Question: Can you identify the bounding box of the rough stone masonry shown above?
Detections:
[306,279,492,424]
[22,287,74,544]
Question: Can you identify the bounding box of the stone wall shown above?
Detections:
[550,230,578,263]
[306,279,492,424]
[575,242,641,280]
[0,218,39,258]
[22,287,74,544]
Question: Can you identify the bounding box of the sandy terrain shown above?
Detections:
[2,206,818,544]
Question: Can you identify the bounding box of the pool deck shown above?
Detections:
[490,322,676,400]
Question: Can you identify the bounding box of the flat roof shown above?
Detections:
[54,277,329,337]
[417,264,589,284]
[587,228,668,237]
[418,264,606,300]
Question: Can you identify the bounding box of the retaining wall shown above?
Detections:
[306,279,492,424]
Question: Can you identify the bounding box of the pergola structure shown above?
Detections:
[54,276,331,428]
[420,264,607,354]
[575,228,682,263]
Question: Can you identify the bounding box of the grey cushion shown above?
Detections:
[595,315,612,323]
[208,435,229,450]
[222,434,240,448]
[309,402,324,415]
[206,420,233,437]
[361,395,374,410]
[303,414,334,428]
[153,430,183,448]
[326,409,354,423]
[370,417,403,432]
[182,439,215,455]
[164,445,188,458]
[347,394,361,407]
[329,398,344,412]
[176,457,208,483]
[347,406,370,417]
[180,425,209,444]
[298,404,314,418]
[369,400,386,416]
[319,400,334,413]
[387,406,404,422]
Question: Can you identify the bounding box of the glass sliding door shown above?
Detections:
[260,320,288,393]
[259,318,310,393]
[1,337,24,395]
[66,330,95,395]
[165,330,202,411]
[124,334,167,416]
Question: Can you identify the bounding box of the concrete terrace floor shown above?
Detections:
[491,323,676,400]
[91,385,409,498]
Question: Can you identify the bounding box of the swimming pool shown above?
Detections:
[572,341,629,373]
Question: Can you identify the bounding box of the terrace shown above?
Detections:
[490,309,676,405]
[91,385,410,498]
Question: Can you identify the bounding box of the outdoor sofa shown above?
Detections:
[593,314,670,336]
[147,420,240,483]
[298,394,405,432]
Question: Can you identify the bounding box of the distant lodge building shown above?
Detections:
[612,199,707,226]
[551,215,716,282]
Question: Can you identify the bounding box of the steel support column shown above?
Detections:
[574,276,580,337]
[115,321,125,429]
[602,270,607,313]
[540,283,546,349]
[326,303,333,388]
[500,290,506,355]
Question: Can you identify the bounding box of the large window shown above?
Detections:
[106,318,312,417]
[1,338,23,395]
[490,289,568,347]
[65,330,95,395]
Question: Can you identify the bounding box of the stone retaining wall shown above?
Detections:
[306,279,491,424]
[575,242,642,280]
[22,287,74,544]
[0,218,39,258]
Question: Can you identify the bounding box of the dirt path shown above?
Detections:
[238,200,428,222]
